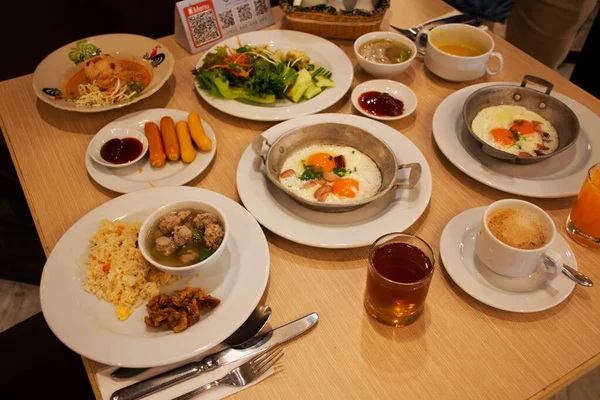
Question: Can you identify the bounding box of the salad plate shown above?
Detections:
[194,30,353,121]
[236,114,432,248]
[86,108,217,193]
[40,187,270,367]
[432,82,600,198]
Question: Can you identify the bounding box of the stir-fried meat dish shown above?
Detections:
[147,209,225,267]
[144,287,220,333]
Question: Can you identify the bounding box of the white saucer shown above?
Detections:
[86,108,217,193]
[432,82,600,198]
[236,113,432,249]
[440,207,577,312]
[351,80,417,121]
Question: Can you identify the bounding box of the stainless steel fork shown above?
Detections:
[171,346,284,400]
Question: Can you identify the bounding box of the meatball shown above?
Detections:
[155,236,176,256]
[193,212,218,230]
[177,210,191,222]
[159,215,182,234]
[179,249,199,265]
[84,54,123,90]
[204,223,224,250]
[173,225,193,247]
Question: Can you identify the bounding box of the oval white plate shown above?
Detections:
[86,109,216,193]
[40,187,270,367]
[440,207,576,312]
[195,30,353,121]
[432,82,600,198]
[88,127,149,168]
[236,113,432,248]
[33,34,174,113]
[351,79,417,121]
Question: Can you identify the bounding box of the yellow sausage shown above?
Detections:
[176,121,196,163]
[144,122,166,167]
[188,112,212,152]
[160,116,180,161]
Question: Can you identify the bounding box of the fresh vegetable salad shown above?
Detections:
[193,41,335,104]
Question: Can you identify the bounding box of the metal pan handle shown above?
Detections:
[521,75,554,95]
[251,135,271,162]
[393,163,421,190]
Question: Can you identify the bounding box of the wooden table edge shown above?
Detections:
[528,351,600,399]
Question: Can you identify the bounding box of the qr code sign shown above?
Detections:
[218,10,235,29]
[237,3,253,22]
[186,5,222,48]
[253,0,268,16]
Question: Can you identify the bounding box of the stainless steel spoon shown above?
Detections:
[110,305,272,380]
[561,264,593,287]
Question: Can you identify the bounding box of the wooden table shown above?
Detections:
[2,2,599,399]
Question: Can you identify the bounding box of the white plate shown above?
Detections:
[236,114,432,248]
[432,82,600,198]
[40,187,270,367]
[86,109,217,193]
[351,79,417,121]
[440,207,576,312]
[33,34,174,113]
[195,30,353,121]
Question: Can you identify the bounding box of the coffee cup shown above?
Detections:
[475,199,562,278]
[416,23,503,82]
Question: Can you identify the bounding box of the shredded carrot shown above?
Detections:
[102,264,110,273]
[237,36,242,48]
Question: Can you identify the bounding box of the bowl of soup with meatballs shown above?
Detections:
[33,33,174,112]
[139,201,228,276]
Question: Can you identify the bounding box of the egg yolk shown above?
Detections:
[490,128,516,146]
[332,179,359,198]
[306,153,336,173]
[510,120,535,136]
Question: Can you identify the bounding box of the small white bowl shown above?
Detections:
[354,31,417,79]
[351,80,418,121]
[139,200,229,277]
[87,127,148,168]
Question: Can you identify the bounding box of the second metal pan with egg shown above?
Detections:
[252,122,421,213]
[462,75,580,164]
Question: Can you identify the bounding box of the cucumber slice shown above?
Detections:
[303,83,322,100]
[314,75,335,88]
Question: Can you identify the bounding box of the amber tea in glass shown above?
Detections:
[566,163,600,248]
[364,233,435,327]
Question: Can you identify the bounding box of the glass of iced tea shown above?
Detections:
[364,233,435,327]
[566,163,600,248]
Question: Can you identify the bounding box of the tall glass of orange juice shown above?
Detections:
[566,163,600,248]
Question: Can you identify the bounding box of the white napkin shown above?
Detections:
[94,347,276,400]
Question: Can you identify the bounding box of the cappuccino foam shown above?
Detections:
[486,208,550,250]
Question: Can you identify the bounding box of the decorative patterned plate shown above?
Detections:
[33,34,174,113]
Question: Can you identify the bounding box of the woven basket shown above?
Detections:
[280,1,390,40]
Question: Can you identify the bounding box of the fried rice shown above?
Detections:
[83,219,177,320]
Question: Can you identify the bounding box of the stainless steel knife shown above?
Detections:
[110,312,318,400]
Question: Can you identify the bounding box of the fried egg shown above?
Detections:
[471,105,559,157]
[279,145,382,204]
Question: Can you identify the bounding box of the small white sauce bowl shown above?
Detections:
[354,31,417,79]
[87,127,148,168]
[139,200,229,277]
[351,80,418,121]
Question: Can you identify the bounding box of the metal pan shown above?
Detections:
[462,75,580,164]
[252,122,421,213]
